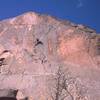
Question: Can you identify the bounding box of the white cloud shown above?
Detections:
[77,0,83,8]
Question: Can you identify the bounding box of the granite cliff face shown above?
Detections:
[0,12,99,100]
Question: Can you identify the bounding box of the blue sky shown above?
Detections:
[0,0,100,33]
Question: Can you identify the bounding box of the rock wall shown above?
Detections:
[0,12,99,100]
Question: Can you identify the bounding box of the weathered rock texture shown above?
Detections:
[0,12,99,100]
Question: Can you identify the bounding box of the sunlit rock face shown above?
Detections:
[0,12,99,100]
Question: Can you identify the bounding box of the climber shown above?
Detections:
[35,38,43,46]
